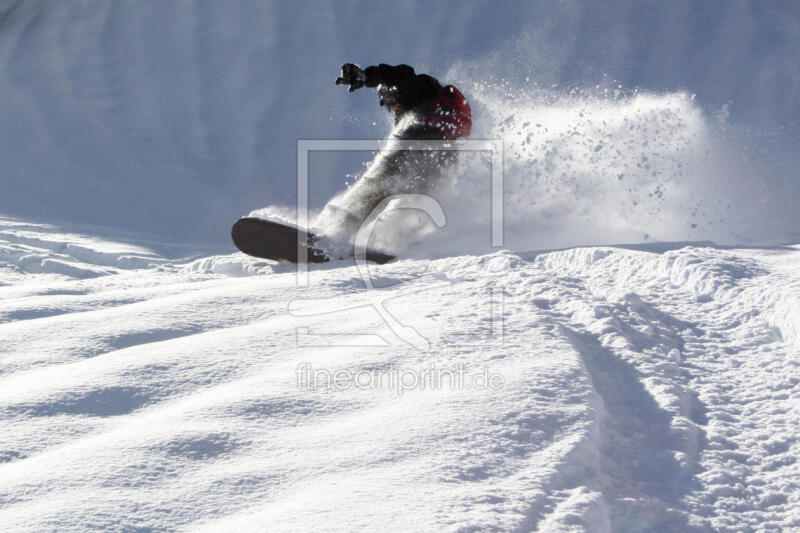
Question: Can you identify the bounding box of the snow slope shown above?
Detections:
[1,218,798,532]
[0,1,798,248]
[2,2,799,531]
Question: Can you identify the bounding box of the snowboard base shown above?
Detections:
[231,217,394,264]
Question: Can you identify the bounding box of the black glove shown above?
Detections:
[335,63,366,92]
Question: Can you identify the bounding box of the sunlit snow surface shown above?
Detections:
[1,217,798,532]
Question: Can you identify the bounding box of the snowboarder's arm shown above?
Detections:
[335,63,442,110]
[364,64,442,109]
[363,64,418,89]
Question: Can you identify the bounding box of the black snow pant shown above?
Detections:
[318,123,456,242]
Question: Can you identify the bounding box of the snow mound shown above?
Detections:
[0,217,166,283]
[1,220,798,531]
[181,254,277,277]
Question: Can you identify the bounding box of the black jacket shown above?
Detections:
[363,64,442,123]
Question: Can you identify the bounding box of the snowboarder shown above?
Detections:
[232,63,471,264]
[316,63,472,247]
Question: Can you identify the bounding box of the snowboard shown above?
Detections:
[231,217,394,264]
